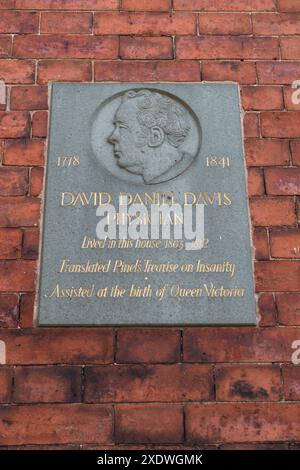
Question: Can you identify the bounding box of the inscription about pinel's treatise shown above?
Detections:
[37,83,256,325]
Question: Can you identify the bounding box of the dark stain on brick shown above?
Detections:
[230,380,269,399]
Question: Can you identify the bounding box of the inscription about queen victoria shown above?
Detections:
[37,83,256,325]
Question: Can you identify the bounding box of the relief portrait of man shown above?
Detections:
[108,89,198,184]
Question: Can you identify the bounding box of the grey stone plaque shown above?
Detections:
[37,83,256,325]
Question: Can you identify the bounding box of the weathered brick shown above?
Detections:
[283,86,300,111]
[257,293,277,326]
[0,36,12,58]
[95,60,200,81]
[0,367,12,403]
[0,112,30,138]
[265,168,300,195]
[95,12,196,35]
[253,227,269,260]
[22,228,39,260]
[255,261,300,291]
[183,327,300,362]
[0,1,15,8]
[253,13,300,35]
[0,60,35,84]
[122,0,171,11]
[19,293,34,328]
[115,405,183,444]
[14,366,82,403]
[250,197,295,227]
[257,61,300,84]
[176,36,279,59]
[10,86,48,111]
[3,139,45,166]
[202,61,256,84]
[244,139,290,166]
[13,35,119,59]
[221,443,289,450]
[173,0,276,10]
[38,60,92,85]
[0,294,18,328]
[30,167,43,197]
[281,37,300,59]
[215,365,282,401]
[278,0,300,12]
[84,364,213,403]
[291,141,300,166]
[0,168,27,196]
[247,168,265,197]
[0,260,36,292]
[0,11,38,33]
[15,0,118,9]
[185,403,300,443]
[0,329,114,364]
[270,229,300,259]
[242,86,283,111]
[0,228,22,259]
[120,37,173,60]
[277,293,300,325]
[244,114,259,138]
[41,12,92,34]
[0,404,113,445]
[199,13,251,34]
[282,365,300,400]
[262,112,300,138]
[32,111,47,138]
[0,197,40,227]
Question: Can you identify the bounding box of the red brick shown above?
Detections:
[0,260,36,292]
[0,168,27,196]
[247,168,265,197]
[15,0,118,9]
[30,167,44,197]
[0,60,35,84]
[253,227,269,260]
[3,139,45,166]
[22,228,39,260]
[41,12,92,34]
[0,112,30,138]
[298,197,300,225]
[221,443,288,450]
[84,364,213,403]
[282,365,300,400]
[0,294,18,328]
[243,114,259,138]
[185,403,300,443]
[14,366,82,403]
[10,86,48,111]
[38,60,92,85]
[253,13,300,35]
[281,37,300,59]
[115,405,183,444]
[0,404,113,445]
[270,229,300,258]
[183,327,300,362]
[0,329,113,364]
[255,261,300,291]
[176,36,279,60]
[32,111,47,138]
[95,12,195,35]
[250,197,295,227]
[291,141,300,166]
[0,197,41,227]
[0,1,15,8]
[117,329,180,363]
[120,37,173,60]
[242,86,283,111]
[265,168,300,195]
[283,86,300,111]
[257,293,277,326]
[19,293,34,328]
[202,61,257,84]
[0,36,12,58]
[257,61,300,85]
[173,0,276,10]
[0,367,12,403]
[0,228,22,259]
[277,293,300,325]
[13,35,119,59]
[261,112,300,138]
[0,11,38,33]
[215,365,281,401]
[95,60,200,82]
[122,0,171,11]
[244,139,290,166]
[199,13,251,34]
[278,0,300,12]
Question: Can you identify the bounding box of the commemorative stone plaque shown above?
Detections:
[37,83,256,325]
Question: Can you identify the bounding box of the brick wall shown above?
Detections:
[0,0,300,449]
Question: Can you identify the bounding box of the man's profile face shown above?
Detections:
[108,99,148,175]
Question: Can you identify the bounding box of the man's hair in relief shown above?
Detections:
[122,89,191,148]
